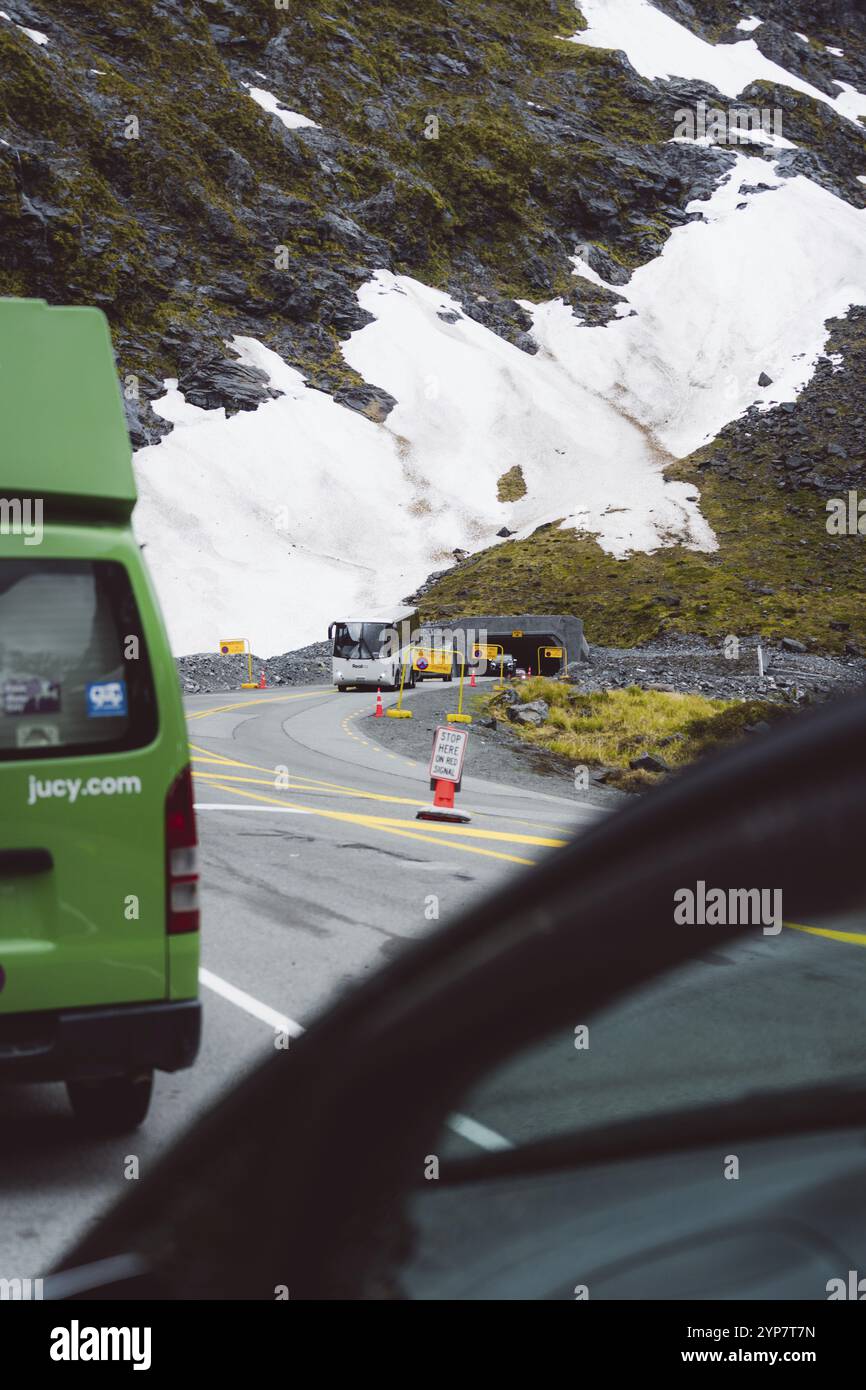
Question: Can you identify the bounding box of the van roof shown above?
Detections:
[0,298,136,518]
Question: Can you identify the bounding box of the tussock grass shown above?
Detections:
[487,680,788,790]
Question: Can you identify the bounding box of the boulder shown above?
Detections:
[507,700,549,726]
[628,752,671,774]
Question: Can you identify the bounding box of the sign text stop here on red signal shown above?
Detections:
[429,725,468,784]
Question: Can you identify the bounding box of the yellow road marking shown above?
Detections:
[785,921,866,947]
[194,768,429,808]
[200,779,536,866]
[195,770,564,848]
[190,746,429,808]
[189,741,579,835]
[187,692,322,721]
[340,813,564,849]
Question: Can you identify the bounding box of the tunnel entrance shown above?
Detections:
[450,613,588,674]
[485,632,563,675]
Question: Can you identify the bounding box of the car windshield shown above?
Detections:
[333,622,390,661]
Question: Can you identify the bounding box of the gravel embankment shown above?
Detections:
[571,634,866,704]
[176,642,331,693]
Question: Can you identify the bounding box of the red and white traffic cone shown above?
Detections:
[469,670,476,687]
[259,670,266,688]
[375,688,383,717]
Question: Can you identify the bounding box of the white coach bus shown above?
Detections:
[328,607,418,692]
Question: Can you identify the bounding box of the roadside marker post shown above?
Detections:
[537,644,566,676]
[447,653,472,724]
[474,642,506,690]
[417,725,471,823]
[387,650,413,718]
[219,637,257,689]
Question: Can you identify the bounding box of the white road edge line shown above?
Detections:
[194,804,312,814]
[199,968,305,1038]
[198,968,512,1151]
[446,1112,514,1152]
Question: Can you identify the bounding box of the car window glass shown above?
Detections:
[439,911,866,1158]
[0,559,156,760]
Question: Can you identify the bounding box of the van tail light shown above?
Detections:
[165,765,199,934]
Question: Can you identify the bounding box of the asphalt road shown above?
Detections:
[3,679,865,1284]
[0,679,601,1277]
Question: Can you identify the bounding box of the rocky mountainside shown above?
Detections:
[1,0,865,653]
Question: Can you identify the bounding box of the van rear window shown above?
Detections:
[0,560,157,761]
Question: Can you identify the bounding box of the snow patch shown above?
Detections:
[572,0,866,127]
[524,153,866,463]
[736,16,763,32]
[832,82,866,124]
[569,253,617,289]
[132,273,719,654]
[242,84,320,131]
[670,128,796,151]
[0,10,48,44]
[345,274,714,559]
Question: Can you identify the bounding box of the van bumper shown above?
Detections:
[0,999,201,1082]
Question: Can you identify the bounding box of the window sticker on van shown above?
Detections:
[86,679,128,718]
[2,678,61,716]
[16,724,60,750]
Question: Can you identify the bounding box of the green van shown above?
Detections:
[0,299,200,1133]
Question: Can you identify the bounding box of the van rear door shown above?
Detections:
[0,556,169,1014]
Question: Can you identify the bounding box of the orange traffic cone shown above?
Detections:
[375,688,383,717]
[259,670,266,688]
[469,670,476,687]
